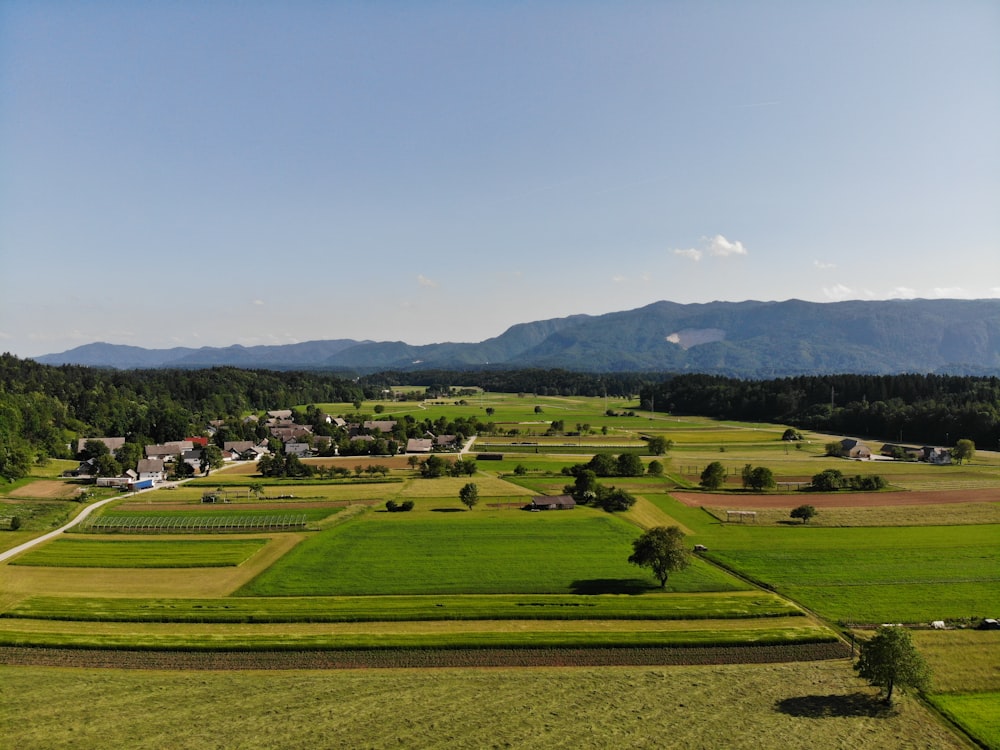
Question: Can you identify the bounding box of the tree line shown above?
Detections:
[640,373,1000,449]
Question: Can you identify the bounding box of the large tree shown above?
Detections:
[952,439,975,464]
[700,461,726,490]
[628,526,690,588]
[459,482,479,510]
[855,626,931,704]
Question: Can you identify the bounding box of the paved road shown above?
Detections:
[0,494,123,564]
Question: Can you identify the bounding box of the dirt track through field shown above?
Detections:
[671,487,1000,509]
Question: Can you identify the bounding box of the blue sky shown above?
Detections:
[2,1,998,357]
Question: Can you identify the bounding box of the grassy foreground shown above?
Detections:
[0,660,967,750]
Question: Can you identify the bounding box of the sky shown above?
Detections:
[1,1,998,358]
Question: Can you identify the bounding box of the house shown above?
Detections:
[75,437,126,456]
[363,420,397,434]
[66,457,97,478]
[923,447,952,465]
[434,435,459,450]
[267,410,293,420]
[284,441,311,457]
[145,441,194,461]
[528,495,576,510]
[222,441,256,461]
[186,436,210,448]
[137,458,166,483]
[840,439,871,459]
[182,449,203,471]
[406,438,434,453]
[270,425,313,442]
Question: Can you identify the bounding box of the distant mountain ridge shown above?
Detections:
[33,299,1000,376]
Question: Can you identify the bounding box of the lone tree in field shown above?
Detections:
[628,526,690,588]
[855,626,930,704]
[459,482,479,510]
[952,439,975,464]
[790,504,817,524]
[700,461,726,490]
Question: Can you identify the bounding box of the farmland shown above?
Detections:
[2,392,999,747]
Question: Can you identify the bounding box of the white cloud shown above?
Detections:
[253,299,265,306]
[0,331,11,340]
[674,248,702,262]
[823,284,853,301]
[886,287,916,299]
[640,271,651,282]
[706,234,748,257]
[673,234,747,261]
[813,260,836,270]
[417,274,437,288]
[612,275,626,283]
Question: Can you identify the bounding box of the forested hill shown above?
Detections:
[33,298,1000,376]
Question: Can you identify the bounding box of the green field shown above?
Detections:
[9,538,268,568]
[238,509,749,596]
[698,523,1000,623]
[929,693,1000,750]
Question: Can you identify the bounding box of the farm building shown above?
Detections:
[528,495,576,510]
[840,438,871,459]
[406,438,434,453]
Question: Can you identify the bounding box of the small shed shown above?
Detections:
[528,495,576,510]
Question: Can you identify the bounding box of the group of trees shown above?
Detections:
[417,455,476,479]
[699,461,775,491]
[810,469,887,492]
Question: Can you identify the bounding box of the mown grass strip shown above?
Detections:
[2,592,803,623]
[0,623,836,651]
[8,539,268,568]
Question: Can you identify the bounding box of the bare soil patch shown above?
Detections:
[672,487,1000,509]
[0,642,849,670]
[7,480,83,500]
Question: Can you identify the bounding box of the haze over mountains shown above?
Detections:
[33,299,1000,377]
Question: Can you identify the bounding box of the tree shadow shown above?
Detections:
[570,578,655,595]
[775,692,895,718]
[430,508,464,513]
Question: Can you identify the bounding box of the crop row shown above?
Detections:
[82,514,309,533]
[0,624,837,652]
[3,592,803,623]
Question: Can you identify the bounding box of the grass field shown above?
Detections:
[9,538,269,568]
[928,693,1000,750]
[237,508,750,596]
[699,523,1000,623]
[0,661,969,749]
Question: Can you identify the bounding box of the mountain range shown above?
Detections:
[32,299,1000,377]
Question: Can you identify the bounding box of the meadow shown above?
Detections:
[237,508,747,597]
[3,392,1000,747]
[0,661,969,750]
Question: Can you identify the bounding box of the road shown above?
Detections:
[1,493,132,564]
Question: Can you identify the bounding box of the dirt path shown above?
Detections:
[671,487,1000,509]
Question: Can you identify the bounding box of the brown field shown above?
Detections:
[6,480,84,500]
[672,487,1000,509]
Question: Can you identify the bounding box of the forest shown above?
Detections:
[640,373,1000,450]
